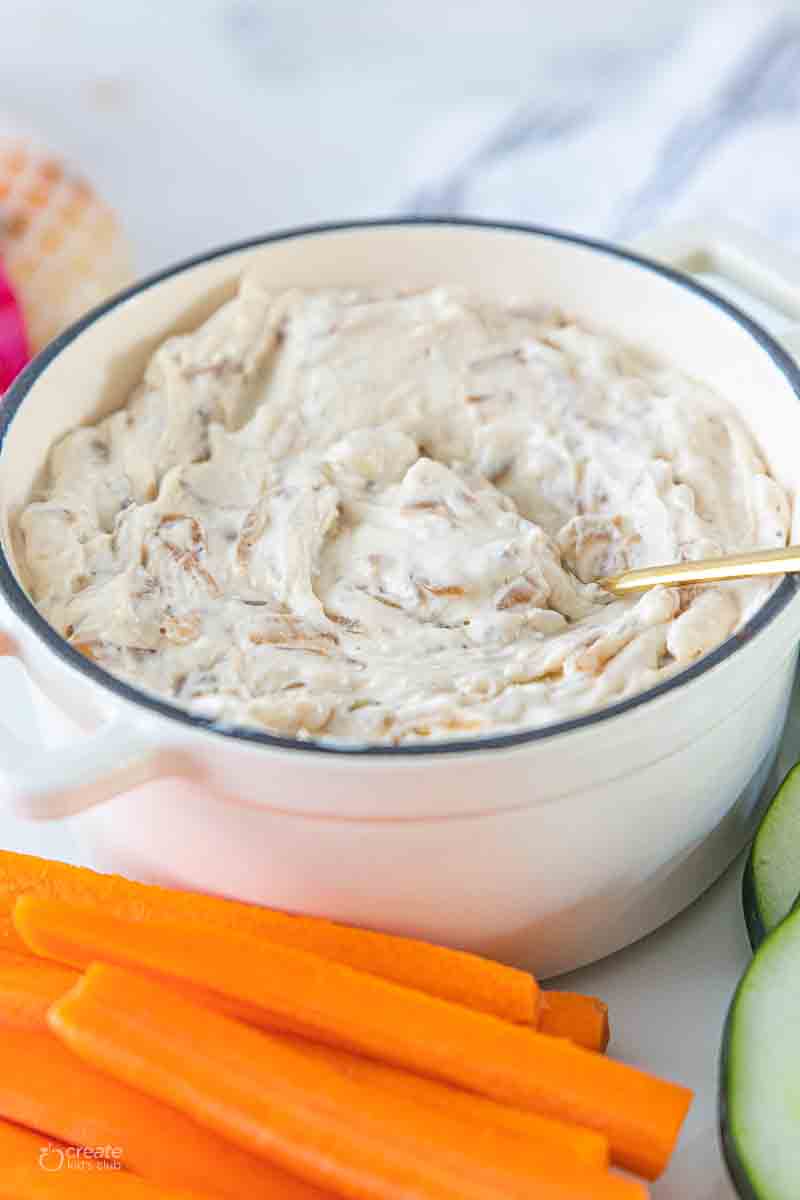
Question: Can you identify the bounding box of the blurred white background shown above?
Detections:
[5,0,800,269]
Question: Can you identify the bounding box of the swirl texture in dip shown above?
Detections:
[17,279,790,743]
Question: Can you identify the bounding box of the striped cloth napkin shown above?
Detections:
[409,0,800,248]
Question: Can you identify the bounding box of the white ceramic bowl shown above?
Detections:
[2,218,800,978]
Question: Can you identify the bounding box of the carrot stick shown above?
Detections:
[286,1037,610,1170]
[0,960,79,1031]
[19,897,690,1179]
[0,865,607,1051]
[0,911,610,1157]
[0,1118,68,1167]
[0,850,536,1021]
[0,946,41,968]
[51,965,648,1200]
[0,1028,331,1200]
[0,1116,204,1198]
[538,991,610,1052]
[0,952,608,1172]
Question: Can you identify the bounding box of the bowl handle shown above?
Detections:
[631,219,800,359]
[0,629,189,820]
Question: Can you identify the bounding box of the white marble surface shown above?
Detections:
[3,0,800,265]
[5,0,800,1194]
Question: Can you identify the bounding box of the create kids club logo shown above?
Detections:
[38,1143,123,1172]
[38,1145,65,1173]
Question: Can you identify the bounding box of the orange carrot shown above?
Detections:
[0,946,41,968]
[0,850,536,1021]
[288,1037,610,1169]
[0,952,608,1172]
[539,991,610,1052]
[51,965,648,1200]
[0,960,79,1031]
[19,897,690,1178]
[0,1028,330,1200]
[0,1115,204,1198]
[0,908,610,1154]
[7,861,615,1052]
[0,1118,68,1167]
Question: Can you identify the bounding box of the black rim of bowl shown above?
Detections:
[1,216,798,758]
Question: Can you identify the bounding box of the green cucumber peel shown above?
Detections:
[722,904,800,1199]
[743,762,800,949]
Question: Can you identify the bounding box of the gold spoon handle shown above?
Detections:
[598,545,800,596]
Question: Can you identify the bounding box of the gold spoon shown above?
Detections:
[598,545,800,596]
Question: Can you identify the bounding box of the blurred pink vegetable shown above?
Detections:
[0,136,132,355]
[0,261,28,394]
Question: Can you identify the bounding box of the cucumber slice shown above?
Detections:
[722,904,800,1198]
[743,763,800,949]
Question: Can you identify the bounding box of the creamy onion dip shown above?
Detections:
[17,278,790,743]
